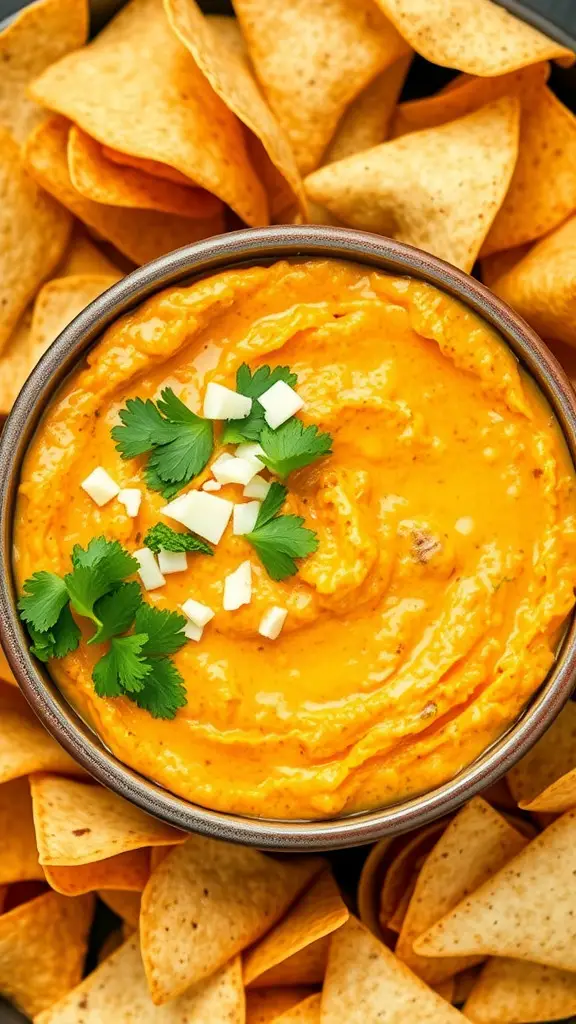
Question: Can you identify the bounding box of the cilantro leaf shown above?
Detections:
[143,522,213,557]
[18,571,69,632]
[89,582,143,645]
[245,481,319,580]
[28,603,81,662]
[254,481,288,527]
[92,634,151,697]
[221,364,298,444]
[147,421,213,485]
[131,657,187,720]
[259,420,332,479]
[156,388,200,424]
[134,604,187,658]
[65,538,138,625]
[111,397,177,459]
[143,462,182,500]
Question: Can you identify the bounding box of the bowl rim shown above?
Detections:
[1,224,576,851]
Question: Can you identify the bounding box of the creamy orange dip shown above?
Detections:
[15,260,576,819]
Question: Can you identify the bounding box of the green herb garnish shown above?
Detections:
[221,363,298,444]
[245,482,319,581]
[143,522,213,557]
[259,419,333,479]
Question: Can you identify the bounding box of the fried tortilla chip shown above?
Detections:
[30,774,185,866]
[44,849,150,896]
[24,117,224,265]
[68,126,224,219]
[380,823,446,937]
[35,936,244,1024]
[30,0,267,226]
[271,993,321,1023]
[452,966,481,1006]
[0,273,120,415]
[371,0,573,76]
[323,916,465,1024]
[325,54,412,164]
[0,128,72,352]
[464,957,576,1024]
[233,0,410,175]
[0,890,93,1017]
[56,225,124,277]
[244,869,348,987]
[97,927,124,965]
[387,875,417,933]
[490,215,576,346]
[98,889,142,929]
[305,97,520,272]
[0,705,80,783]
[506,701,576,813]
[481,244,531,289]
[357,836,396,938]
[415,809,576,971]
[101,147,195,187]
[0,0,88,144]
[140,835,321,1003]
[0,778,43,885]
[246,988,317,1024]
[433,978,455,1003]
[395,798,527,984]
[250,936,331,989]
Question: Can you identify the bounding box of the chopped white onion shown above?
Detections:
[202,479,222,492]
[161,491,234,545]
[258,380,304,430]
[203,382,251,420]
[212,456,261,486]
[223,560,252,611]
[134,547,165,591]
[233,500,261,535]
[181,598,215,627]
[117,488,142,518]
[158,548,187,574]
[184,619,203,642]
[81,467,120,507]
[258,606,288,640]
[243,475,271,500]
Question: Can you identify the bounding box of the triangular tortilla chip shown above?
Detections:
[0,777,43,885]
[322,916,465,1023]
[387,875,417,933]
[481,244,531,289]
[371,0,573,75]
[0,705,80,783]
[305,97,520,272]
[97,927,124,965]
[395,797,527,983]
[325,54,412,164]
[56,225,124,277]
[0,127,72,352]
[464,957,576,1024]
[246,987,317,1024]
[433,978,455,1003]
[140,835,321,1003]
[0,890,94,1017]
[24,117,224,265]
[98,889,142,929]
[101,147,195,187]
[490,214,576,346]
[507,701,576,812]
[452,966,481,1006]
[380,823,446,938]
[44,849,150,896]
[68,126,224,219]
[271,993,321,1023]
[30,0,267,226]
[477,777,516,812]
[0,0,88,144]
[250,935,331,988]
[415,809,576,971]
[233,0,410,175]
[35,936,244,1024]
[30,773,185,865]
[164,4,305,218]
[244,869,348,987]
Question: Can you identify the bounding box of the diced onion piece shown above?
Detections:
[184,619,203,642]
[81,467,120,507]
[258,380,304,429]
[223,560,252,611]
[212,456,261,486]
[158,548,187,574]
[259,606,288,640]
[118,488,142,518]
[455,517,475,536]
[202,479,222,492]
[134,547,165,591]
[243,475,271,500]
[161,491,234,544]
[203,382,252,420]
[235,442,265,471]
[233,500,261,535]
[181,598,215,627]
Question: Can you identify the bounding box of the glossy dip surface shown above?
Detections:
[14,259,576,819]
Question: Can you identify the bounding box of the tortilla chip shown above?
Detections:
[56,225,124,277]
[97,927,124,965]
[149,846,172,872]
[0,778,43,885]
[101,147,195,187]
[30,773,185,866]
[452,966,481,1006]
[395,797,527,984]
[244,869,348,987]
[0,890,93,1017]
[371,0,573,76]
[30,0,267,226]
[233,0,410,176]
[0,0,88,144]
[0,273,120,415]
[35,936,244,1024]
[479,777,516,811]
[0,645,16,686]
[323,916,464,1024]
[305,96,520,273]
[548,338,576,391]
[140,835,321,1003]
[68,126,224,219]
[44,849,150,896]
[387,875,417,933]
[414,809,576,971]
[325,54,412,164]
[250,936,331,989]
[481,244,531,289]
[0,705,80,783]
[0,127,72,352]
[433,978,455,1003]
[164,5,305,219]
[246,988,317,1024]
[490,214,576,346]
[24,117,224,265]
[463,957,576,1024]
[506,701,576,813]
[357,836,400,938]
[0,680,26,712]
[271,993,321,1023]
[98,889,142,929]
[379,823,447,937]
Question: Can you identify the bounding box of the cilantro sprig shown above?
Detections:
[18,537,188,720]
[221,364,298,444]
[111,388,213,499]
[245,482,319,580]
[259,419,332,479]
[144,522,213,557]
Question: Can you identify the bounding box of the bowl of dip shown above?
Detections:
[1,224,576,850]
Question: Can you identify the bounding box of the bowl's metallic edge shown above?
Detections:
[1,225,576,851]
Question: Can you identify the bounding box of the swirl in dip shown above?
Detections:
[15,259,576,819]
